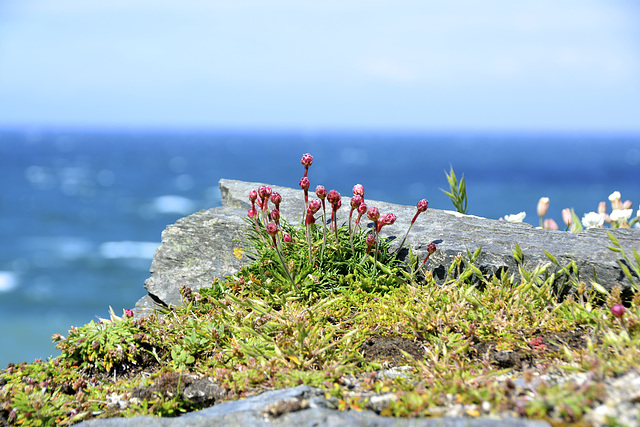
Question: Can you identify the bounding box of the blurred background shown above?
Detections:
[0,1,639,367]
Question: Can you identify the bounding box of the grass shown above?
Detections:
[2,154,639,426]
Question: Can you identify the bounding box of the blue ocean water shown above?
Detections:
[1,129,639,367]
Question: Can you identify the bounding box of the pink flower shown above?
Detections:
[270,192,282,210]
[367,206,380,222]
[561,208,572,226]
[543,218,559,230]
[249,190,258,203]
[365,233,376,254]
[270,208,280,223]
[417,199,428,213]
[258,185,272,200]
[248,208,257,218]
[308,199,322,214]
[327,190,341,205]
[315,185,327,200]
[611,304,626,319]
[350,195,363,209]
[283,234,292,243]
[422,242,437,265]
[124,309,134,318]
[377,213,397,232]
[299,177,310,191]
[352,184,364,197]
[301,153,313,169]
[266,222,279,236]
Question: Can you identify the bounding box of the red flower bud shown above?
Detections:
[352,184,364,197]
[249,190,258,203]
[307,199,322,215]
[611,304,626,319]
[266,222,279,236]
[366,233,376,247]
[350,195,363,209]
[283,234,292,243]
[270,208,280,222]
[383,213,397,225]
[315,185,327,199]
[427,242,437,255]
[357,202,367,215]
[300,153,313,168]
[417,199,428,213]
[270,192,282,208]
[248,208,257,218]
[367,206,380,222]
[299,177,310,191]
[258,185,272,200]
[327,190,341,205]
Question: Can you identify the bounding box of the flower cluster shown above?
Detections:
[245,153,436,285]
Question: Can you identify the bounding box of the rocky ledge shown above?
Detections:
[135,178,640,317]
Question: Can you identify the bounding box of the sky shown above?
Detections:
[0,0,639,133]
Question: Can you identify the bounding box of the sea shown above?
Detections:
[1,129,639,368]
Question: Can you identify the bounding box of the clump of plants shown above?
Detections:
[2,154,640,426]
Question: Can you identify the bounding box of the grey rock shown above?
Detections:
[135,178,640,317]
[79,385,550,427]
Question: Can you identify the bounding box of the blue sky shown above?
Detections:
[0,0,639,133]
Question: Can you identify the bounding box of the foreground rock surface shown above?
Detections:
[135,178,640,317]
[79,385,550,427]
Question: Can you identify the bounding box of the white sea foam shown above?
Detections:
[153,195,196,214]
[0,271,17,292]
[99,241,159,259]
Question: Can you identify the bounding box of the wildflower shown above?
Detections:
[315,185,327,200]
[377,212,397,232]
[581,212,604,229]
[327,190,341,236]
[609,191,622,210]
[283,234,292,243]
[365,233,376,255]
[300,153,313,177]
[537,197,550,218]
[397,199,429,250]
[623,200,633,209]
[305,199,321,225]
[258,185,272,201]
[247,208,257,218]
[610,209,633,227]
[249,190,258,204]
[233,247,244,259]
[266,221,279,237]
[598,201,607,214]
[270,192,282,210]
[561,208,572,226]
[299,177,310,191]
[422,242,437,266]
[270,208,280,224]
[611,304,625,319]
[504,212,526,223]
[367,206,380,222]
[543,218,559,230]
[327,190,340,205]
[124,309,133,318]
[352,184,365,197]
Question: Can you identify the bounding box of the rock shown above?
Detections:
[135,178,640,317]
[78,385,550,427]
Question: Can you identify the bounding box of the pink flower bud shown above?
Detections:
[350,195,363,209]
[611,304,625,318]
[383,213,397,225]
[417,199,428,213]
[270,208,280,222]
[357,202,367,215]
[537,197,550,217]
[299,177,310,191]
[300,153,313,168]
[367,206,380,222]
[315,185,327,199]
[270,192,282,209]
[598,201,607,215]
[124,309,134,318]
[249,190,258,203]
[308,199,321,214]
[283,234,292,243]
[561,208,572,226]
[623,200,633,209]
[258,185,272,200]
[352,184,364,197]
[543,218,559,230]
[327,190,341,205]
[366,233,376,248]
[266,222,279,236]
[248,208,257,218]
[427,242,437,254]
[336,199,342,210]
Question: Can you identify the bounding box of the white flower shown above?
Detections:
[610,209,633,223]
[504,212,526,223]
[608,191,621,202]
[581,212,604,229]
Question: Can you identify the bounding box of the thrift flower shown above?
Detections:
[315,185,327,200]
[397,199,429,251]
[270,192,282,210]
[367,206,380,222]
[300,153,313,176]
[352,184,365,197]
[611,304,625,318]
[247,208,257,218]
[581,212,604,229]
[283,234,292,243]
[504,212,526,223]
[270,208,280,224]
